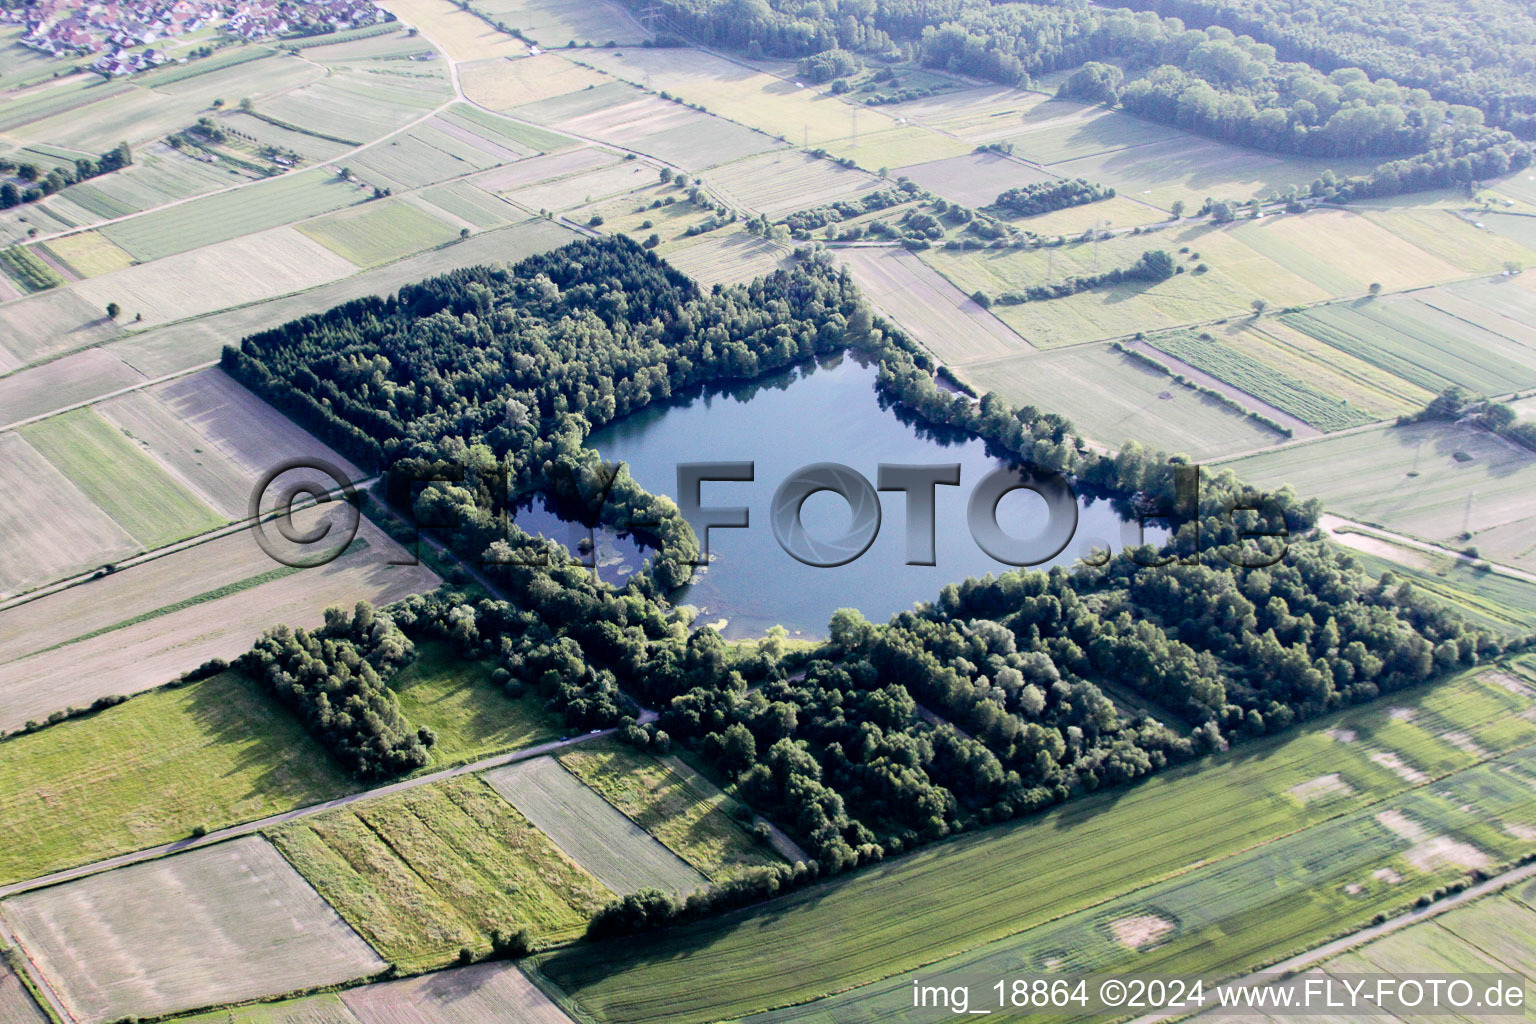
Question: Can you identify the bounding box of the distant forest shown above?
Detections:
[632,0,1533,197]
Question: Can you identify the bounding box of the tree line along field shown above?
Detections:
[1,837,386,1024]
[0,950,48,1024]
[531,667,1536,1024]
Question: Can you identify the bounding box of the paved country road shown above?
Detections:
[0,714,653,901]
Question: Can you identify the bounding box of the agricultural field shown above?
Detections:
[99,169,370,262]
[0,670,350,885]
[0,431,139,596]
[72,224,359,328]
[558,739,780,880]
[475,0,649,46]
[0,516,438,735]
[376,0,526,61]
[839,246,1032,364]
[271,775,611,969]
[297,198,463,267]
[18,405,226,548]
[341,961,574,1024]
[1148,330,1375,431]
[892,151,1056,208]
[420,179,523,228]
[460,52,610,110]
[2,837,384,1024]
[957,342,1286,458]
[170,993,361,1024]
[389,641,564,767]
[534,668,1536,1024]
[1363,207,1536,275]
[0,283,126,368]
[657,229,790,288]
[37,230,135,278]
[485,756,706,896]
[0,951,48,1024]
[703,150,881,218]
[95,389,256,518]
[0,345,144,432]
[1230,210,1464,295]
[1225,422,1536,570]
[920,219,1327,347]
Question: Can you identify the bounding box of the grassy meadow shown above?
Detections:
[0,671,350,885]
[270,776,611,969]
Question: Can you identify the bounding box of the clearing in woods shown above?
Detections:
[1,837,384,1024]
[484,756,706,896]
[530,669,1536,1024]
[388,641,565,767]
[557,739,782,880]
[270,776,612,969]
[0,670,351,886]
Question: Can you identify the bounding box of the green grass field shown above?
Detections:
[100,169,366,262]
[296,198,463,267]
[0,246,64,292]
[1286,296,1536,396]
[271,776,611,969]
[533,669,1536,1024]
[0,671,349,885]
[558,740,780,880]
[39,231,136,277]
[1223,421,1536,567]
[1151,330,1376,431]
[390,641,563,767]
[18,407,225,549]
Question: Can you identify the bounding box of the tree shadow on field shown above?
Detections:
[181,670,350,806]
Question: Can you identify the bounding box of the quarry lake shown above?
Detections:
[560,354,1165,639]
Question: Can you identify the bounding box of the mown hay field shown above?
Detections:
[486,756,705,896]
[839,245,1031,364]
[96,388,255,519]
[534,670,1536,1024]
[461,52,609,109]
[0,431,138,596]
[17,406,225,549]
[655,229,790,289]
[953,342,1285,459]
[0,517,439,735]
[296,198,463,266]
[38,230,135,278]
[0,952,48,1024]
[390,641,564,767]
[539,89,782,171]
[3,837,384,1024]
[559,739,780,880]
[1364,207,1536,275]
[0,670,350,885]
[1224,422,1536,568]
[1230,209,1463,295]
[342,961,574,1024]
[0,348,143,429]
[0,284,122,367]
[272,776,611,970]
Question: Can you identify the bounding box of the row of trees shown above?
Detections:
[0,142,131,210]
[975,249,1178,306]
[988,178,1115,217]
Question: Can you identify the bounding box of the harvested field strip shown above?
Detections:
[441,103,576,153]
[659,231,788,288]
[485,757,705,895]
[96,388,255,517]
[0,247,63,292]
[272,777,611,969]
[0,951,48,1024]
[0,670,350,885]
[140,46,275,88]
[0,432,138,597]
[19,407,225,549]
[558,739,780,879]
[341,961,574,1024]
[533,670,1536,1024]
[1149,331,1375,431]
[704,150,882,218]
[2,837,384,1024]
[0,349,144,429]
[169,992,361,1023]
[472,148,613,193]
[421,180,518,228]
